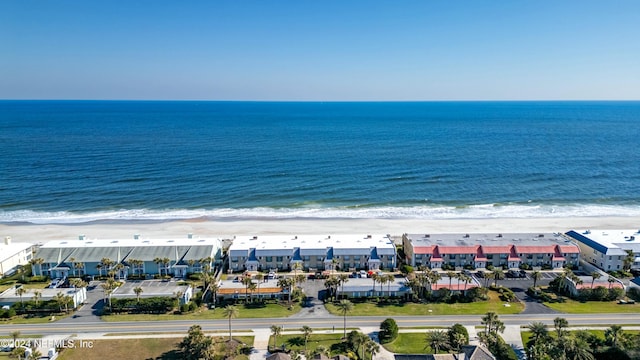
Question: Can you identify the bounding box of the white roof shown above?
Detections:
[575,229,640,253]
[39,236,220,249]
[230,234,394,251]
[0,242,33,262]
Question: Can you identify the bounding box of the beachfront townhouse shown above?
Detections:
[565,229,640,272]
[228,234,396,273]
[33,234,222,279]
[403,233,580,270]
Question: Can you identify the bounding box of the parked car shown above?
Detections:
[507,269,526,278]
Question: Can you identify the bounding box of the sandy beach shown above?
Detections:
[2,216,639,244]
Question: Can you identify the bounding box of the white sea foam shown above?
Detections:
[2,204,640,224]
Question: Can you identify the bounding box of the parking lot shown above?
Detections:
[112,279,190,298]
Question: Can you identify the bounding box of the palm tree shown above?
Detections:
[607,276,616,289]
[313,345,330,358]
[385,273,395,296]
[492,269,505,287]
[365,337,380,360]
[74,261,85,276]
[324,276,339,301]
[223,305,239,341]
[565,337,595,360]
[378,275,388,297]
[241,276,253,303]
[605,324,623,348]
[446,271,456,290]
[133,286,143,303]
[10,331,21,344]
[270,325,283,351]
[531,271,542,288]
[69,257,76,276]
[459,274,471,296]
[15,287,27,308]
[554,317,569,339]
[29,257,44,276]
[162,257,171,277]
[481,312,505,348]
[336,299,354,338]
[32,290,42,307]
[301,325,313,355]
[371,273,379,295]
[338,273,349,299]
[96,263,103,277]
[153,257,163,276]
[428,271,442,296]
[590,271,602,289]
[527,322,549,345]
[426,330,450,354]
[255,273,264,302]
[248,282,257,302]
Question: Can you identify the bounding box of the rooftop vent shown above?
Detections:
[367,234,372,239]
[168,240,174,243]
[78,235,85,241]
[464,234,470,238]
[252,236,258,240]
[4,236,11,245]
[111,240,118,243]
[134,234,140,240]
[61,241,67,244]
[425,234,430,238]
[538,234,544,238]
[294,236,298,240]
[188,233,193,239]
[497,234,503,238]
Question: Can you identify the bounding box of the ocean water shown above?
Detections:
[1,100,639,224]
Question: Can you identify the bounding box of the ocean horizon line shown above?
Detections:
[2,99,640,103]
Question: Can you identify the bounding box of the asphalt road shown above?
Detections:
[8,313,640,337]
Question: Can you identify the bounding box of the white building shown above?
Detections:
[0,237,33,277]
[0,286,87,309]
[565,230,640,272]
[228,234,396,272]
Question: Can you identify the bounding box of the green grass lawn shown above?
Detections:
[543,298,640,313]
[383,332,442,354]
[326,291,523,316]
[0,312,71,324]
[269,333,344,355]
[101,303,301,322]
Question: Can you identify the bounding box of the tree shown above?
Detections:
[222,305,239,341]
[590,271,602,289]
[153,257,163,276]
[133,286,143,303]
[446,271,456,290]
[29,258,44,276]
[448,324,469,352]
[162,257,171,276]
[605,324,623,348]
[492,269,505,287]
[532,271,542,288]
[565,337,595,360]
[179,324,214,360]
[32,291,42,307]
[527,322,549,345]
[301,325,313,355]
[15,287,27,308]
[277,277,294,303]
[623,249,635,271]
[607,276,616,289]
[365,337,380,360]
[553,317,569,339]
[385,273,395,296]
[338,273,349,299]
[379,318,398,344]
[336,299,354,338]
[96,264,103,278]
[426,330,449,354]
[10,346,25,360]
[10,331,20,344]
[480,312,505,349]
[241,276,253,303]
[324,276,339,301]
[347,330,369,360]
[248,282,257,302]
[270,325,283,351]
[255,273,264,302]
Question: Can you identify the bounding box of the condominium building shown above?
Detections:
[228,234,396,272]
[0,237,34,277]
[34,234,222,279]
[403,232,579,270]
[565,229,640,272]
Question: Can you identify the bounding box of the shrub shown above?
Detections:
[400,265,414,274]
[379,318,398,344]
[448,323,469,350]
[627,287,640,301]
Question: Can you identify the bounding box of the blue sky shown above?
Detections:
[2,1,639,100]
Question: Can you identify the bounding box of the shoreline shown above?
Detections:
[2,216,639,243]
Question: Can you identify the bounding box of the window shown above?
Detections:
[303,256,310,261]
[354,256,360,260]
[317,256,323,261]
[276,256,283,262]
[486,254,494,260]
[231,257,238,262]
[460,254,466,259]
[266,256,273,262]
[344,256,350,261]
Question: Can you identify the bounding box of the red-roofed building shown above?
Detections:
[403,233,580,270]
